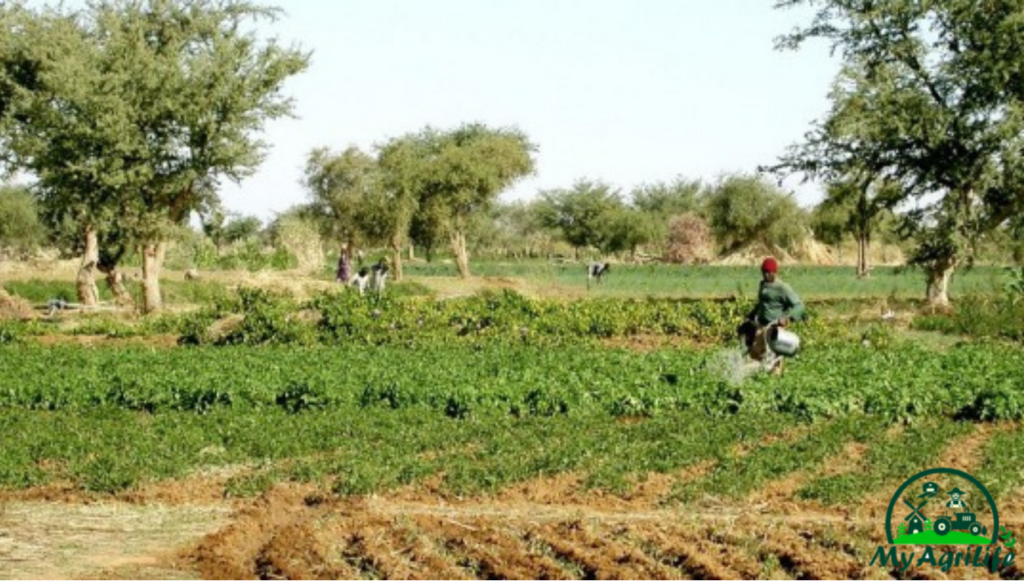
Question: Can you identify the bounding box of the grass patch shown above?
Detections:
[796,422,976,506]
[973,425,1024,503]
[2,278,230,307]
[396,262,1009,300]
[672,415,888,502]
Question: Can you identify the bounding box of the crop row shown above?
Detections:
[1,339,1022,422]
[175,288,751,346]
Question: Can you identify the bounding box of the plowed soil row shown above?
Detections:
[3,422,1020,579]
[186,484,974,580]
[178,421,1024,580]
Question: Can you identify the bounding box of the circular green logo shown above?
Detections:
[885,468,999,546]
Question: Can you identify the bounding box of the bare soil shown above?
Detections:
[0,501,230,580]
[4,424,1020,580]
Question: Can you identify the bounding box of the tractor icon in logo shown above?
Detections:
[933,487,987,538]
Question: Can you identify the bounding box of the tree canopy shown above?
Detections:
[0,0,309,310]
[536,179,626,256]
[0,184,45,255]
[773,0,1024,304]
[704,174,807,255]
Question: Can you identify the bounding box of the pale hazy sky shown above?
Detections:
[217,0,839,220]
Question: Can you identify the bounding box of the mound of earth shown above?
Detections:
[0,288,35,320]
[792,238,838,265]
[715,243,796,267]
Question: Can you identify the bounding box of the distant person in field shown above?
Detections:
[587,261,610,289]
[336,244,352,284]
[738,257,806,374]
[371,258,389,294]
[351,267,371,296]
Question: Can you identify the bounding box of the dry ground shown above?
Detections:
[1,424,1019,580]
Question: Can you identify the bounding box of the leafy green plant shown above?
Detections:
[219,287,315,346]
[0,321,21,344]
[276,381,331,413]
[1004,267,1024,304]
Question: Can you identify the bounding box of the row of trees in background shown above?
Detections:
[300,156,909,277]
[6,158,1021,286]
[302,124,535,280]
[6,1,1024,309]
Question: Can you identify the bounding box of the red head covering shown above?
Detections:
[761,257,779,274]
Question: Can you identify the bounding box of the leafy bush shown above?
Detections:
[276,381,331,413]
[304,289,745,347]
[912,293,1024,341]
[219,287,315,346]
[0,321,21,344]
[68,316,140,338]
[1005,266,1024,303]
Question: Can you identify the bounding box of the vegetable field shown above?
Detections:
[2,276,1023,579]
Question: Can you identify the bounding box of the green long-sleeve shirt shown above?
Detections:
[748,280,806,325]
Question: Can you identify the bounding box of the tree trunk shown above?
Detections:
[408,244,415,261]
[926,259,957,308]
[103,268,134,308]
[451,230,470,279]
[856,233,870,279]
[76,225,100,307]
[390,238,403,282]
[142,241,167,314]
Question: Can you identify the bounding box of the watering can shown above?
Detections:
[767,324,801,357]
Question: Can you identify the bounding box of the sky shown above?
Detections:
[217,0,841,221]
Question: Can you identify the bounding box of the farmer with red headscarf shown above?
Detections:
[738,257,806,373]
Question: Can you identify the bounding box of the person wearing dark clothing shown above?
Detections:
[336,245,352,284]
[587,262,610,289]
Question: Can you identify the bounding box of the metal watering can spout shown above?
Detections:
[768,324,801,357]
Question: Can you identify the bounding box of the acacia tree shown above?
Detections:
[537,179,626,259]
[631,177,703,218]
[1,5,113,305]
[817,175,900,278]
[304,146,380,256]
[378,124,535,278]
[599,207,661,260]
[704,174,807,256]
[421,124,535,278]
[0,0,309,313]
[408,196,449,262]
[774,0,1024,306]
[0,184,45,257]
[374,133,432,281]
